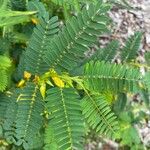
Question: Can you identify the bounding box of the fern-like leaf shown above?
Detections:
[92,40,119,62]
[83,61,141,93]
[0,70,8,91]
[28,0,47,18]
[82,94,118,138]
[24,15,59,75]
[0,55,11,69]
[0,56,11,91]
[46,88,84,150]
[3,91,18,143]
[0,94,11,126]
[44,123,58,150]
[70,40,119,76]
[120,32,142,62]
[15,51,26,80]
[14,83,44,149]
[44,1,111,72]
[4,83,44,149]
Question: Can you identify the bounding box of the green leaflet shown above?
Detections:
[44,1,111,72]
[46,88,84,150]
[0,56,11,91]
[0,70,8,91]
[16,0,45,79]
[17,0,60,77]
[83,61,141,93]
[0,94,11,126]
[3,83,44,149]
[0,0,36,27]
[28,0,48,18]
[0,10,36,18]
[91,40,119,62]
[24,15,59,75]
[44,123,58,150]
[113,93,127,115]
[82,94,118,138]
[0,56,11,69]
[3,91,18,143]
[120,32,142,62]
[70,40,118,76]
[121,126,141,146]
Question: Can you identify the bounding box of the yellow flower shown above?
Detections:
[24,71,31,80]
[40,83,46,99]
[52,76,65,88]
[33,75,40,83]
[17,79,25,87]
[31,18,39,24]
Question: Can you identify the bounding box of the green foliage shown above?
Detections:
[82,94,118,138]
[0,70,8,91]
[0,11,36,28]
[3,83,44,149]
[0,37,11,54]
[145,51,150,65]
[50,0,131,15]
[92,40,119,62]
[46,88,84,150]
[120,32,142,62]
[0,94,11,126]
[28,0,48,18]
[84,61,141,93]
[51,0,81,12]
[44,2,111,72]
[0,0,36,27]
[0,55,11,69]
[44,123,58,150]
[14,0,60,78]
[143,53,150,106]
[144,72,150,91]
[0,0,149,150]
[24,15,59,75]
[0,56,11,91]
[50,0,85,18]
[113,93,127,114]
[109,0,133,9]
[116,110,145,150]
[10,0,26,11]
[0,0,9,10]
[3,92,18,142]
[119,126,142,149]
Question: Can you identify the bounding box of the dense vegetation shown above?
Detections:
[0,0,150,150]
